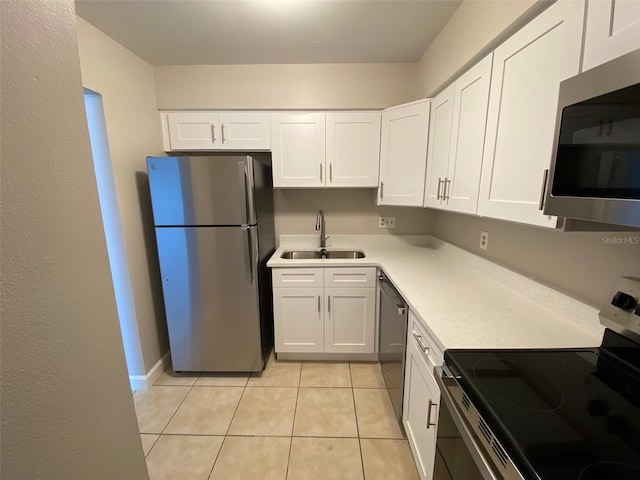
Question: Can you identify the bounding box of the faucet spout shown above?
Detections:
[315,209,326,249]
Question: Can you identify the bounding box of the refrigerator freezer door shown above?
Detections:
[155,225,263,372]
[147,155,256,226]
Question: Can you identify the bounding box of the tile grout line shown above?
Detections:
[284,358,304,479]
[349,361,367,480]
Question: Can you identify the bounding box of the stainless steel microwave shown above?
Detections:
[544,49,640,229]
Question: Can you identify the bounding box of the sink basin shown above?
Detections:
[280,250,322,259]
[325,250,366,259]
[280,249,365,259]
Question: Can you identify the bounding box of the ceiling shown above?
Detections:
[75,0,462,66]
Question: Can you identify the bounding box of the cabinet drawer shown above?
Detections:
[324,267,376,288]
[408,310,444,368]
[273,268,323,288]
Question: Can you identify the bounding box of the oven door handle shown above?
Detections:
[434,367,503,480]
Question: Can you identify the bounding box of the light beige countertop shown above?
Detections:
[267,235,604,353]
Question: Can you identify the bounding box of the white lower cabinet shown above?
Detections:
[404,311,443,480]
[273,267,376,355]
[273,287,324,353]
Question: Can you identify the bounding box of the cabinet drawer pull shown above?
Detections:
[412,332,430,355]
[380,181,384,200]
[328,296,331,313]
[426,399,437,429]
[320,163,323,182]
[211,124,216,143]
[221,123,226,144]
[437,178,444,200]
[329,163,333,182]
[318,295,321,313]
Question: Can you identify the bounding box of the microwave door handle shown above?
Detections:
[538,169,549,211]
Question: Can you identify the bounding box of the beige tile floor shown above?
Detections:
[134,355,449,480]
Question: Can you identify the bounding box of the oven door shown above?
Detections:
[435,366,521,480]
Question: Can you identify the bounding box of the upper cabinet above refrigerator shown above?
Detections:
[161,111,271,151]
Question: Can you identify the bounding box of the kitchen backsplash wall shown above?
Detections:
[433,211,640,308]
[273,189,434,243]
[154,63,418,110]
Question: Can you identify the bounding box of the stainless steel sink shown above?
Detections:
[280,249,365,259]
[280,250,322,259]
[325,250,366,259]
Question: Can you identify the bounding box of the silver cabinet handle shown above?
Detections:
[221,123,226,144]
[412,332,429,355]
[426,399,437,429]
[538,169,549,211]
[380,181,384,200]
[211,124,216,143]
[328,296,331,313]
[318,295,321,313]
[329,163,333,182]
[443,178,451,201]
[437,178,444,200]
[320,163,323,182]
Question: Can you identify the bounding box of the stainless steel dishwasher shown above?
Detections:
[378,271,409,427]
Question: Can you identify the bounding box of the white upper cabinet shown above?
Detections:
[326,112,381,187]
[423,54,492,215]
[217,112,271,150]
[477,0,584,228]
[163,111,270,151]
[271,111,381,188]
[271,112,326,188]
[378,100,431,207]
[423,85,454,209]
[583,0,640,71]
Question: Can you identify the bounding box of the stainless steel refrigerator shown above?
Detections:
[147,154,275,372]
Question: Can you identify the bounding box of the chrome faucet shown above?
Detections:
[315,209,327,251]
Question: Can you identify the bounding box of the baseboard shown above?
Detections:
[129,350,171,390]
[276,352,378,362]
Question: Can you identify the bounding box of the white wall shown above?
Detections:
[76,17,169,374]
[0,1,148,478]
[415,0,545,97]
[154,63,418,110]
[274,190,433,241]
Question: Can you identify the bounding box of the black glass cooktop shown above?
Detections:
[444,329,640,480]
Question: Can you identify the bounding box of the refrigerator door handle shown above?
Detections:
[242,226,254,285]
[239,158,256,225]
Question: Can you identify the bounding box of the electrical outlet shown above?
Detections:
[480,231,489,251]
[379,216,396,228]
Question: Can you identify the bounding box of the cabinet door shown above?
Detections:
[271,113,326,187]
[324,287,375,354]
[583,0,640,71]
[326,112,381,187]
[444,53,493,215]
[424,86,454,209]
[166,112,219,150]
[378,101,430,206]
[218,112,270,150]
[273,287,324,353]
[477,0,584,228]
[403,334,440,480]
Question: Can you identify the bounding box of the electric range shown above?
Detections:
[437,276,640,480]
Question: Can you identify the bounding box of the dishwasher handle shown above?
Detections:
[378,275,407,316]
